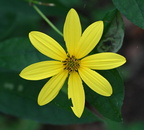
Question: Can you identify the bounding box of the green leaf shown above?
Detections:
[0,0,41,40]
[96,9,124,52]
[0,71,100,124]
[0,37,48,71]
[85,69,124,122]
[112,0,144,29]
[0,116,40,130]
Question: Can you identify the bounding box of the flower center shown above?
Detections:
[63,55,80,72]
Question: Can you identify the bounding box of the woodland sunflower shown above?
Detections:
[20,8,126,118]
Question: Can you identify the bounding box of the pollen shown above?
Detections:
[63,55,80,72]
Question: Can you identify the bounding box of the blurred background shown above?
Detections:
[1,0,144,130]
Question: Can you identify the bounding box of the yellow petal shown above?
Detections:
[29,31,67,61]
[75,21,104,59]
[79,67,112,96]
[68,72,85,118]
[81,52,126,70]
[38,70,68,106]
[19,61,64,80]
[63,8,82,55]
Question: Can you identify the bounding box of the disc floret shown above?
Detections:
[63,55,80,72]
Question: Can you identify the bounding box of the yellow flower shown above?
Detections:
[20,8,126,118]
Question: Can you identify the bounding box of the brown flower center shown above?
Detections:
[63,55,80,72]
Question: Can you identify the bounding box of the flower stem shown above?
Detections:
[33,5,63,36]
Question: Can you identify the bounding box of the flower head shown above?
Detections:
[20,8,126,118]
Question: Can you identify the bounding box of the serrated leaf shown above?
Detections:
[86,69,124,122]
[112,0,144,29]
[96,9,124,53]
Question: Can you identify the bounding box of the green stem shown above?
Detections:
[33,5,63,36]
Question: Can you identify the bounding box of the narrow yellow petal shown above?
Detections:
[38,70,68,106]
[75,21,104,59]
[64,8,82,55]
[29,31,67,61]
[81,52,126,70]
[19,61,64,80]
[68,72,85,118]
[79,67,112,96]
